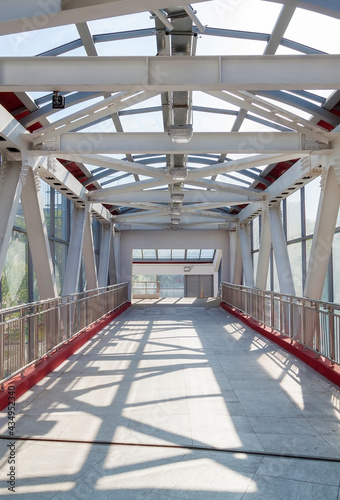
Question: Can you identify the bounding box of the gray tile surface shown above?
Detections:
[0,302,339,498]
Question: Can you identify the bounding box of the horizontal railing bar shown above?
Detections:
[0,283,129,385]
[221,282,340,366]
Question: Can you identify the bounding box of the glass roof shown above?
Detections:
[0,0,339,230]
[133,249,216,261]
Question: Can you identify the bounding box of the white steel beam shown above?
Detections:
[114,214,228,224]
[62,206,86,296]
[98,223,112,287]
[255,208,271,290]
[206,91,329,143]
[55,153,170,181]
[0,0,209,36]
[108,232,116,285]
[83,211,98,290]
[184,179,266,199]
[28,132,326,154]
[269,205,295,295]
[1,55,340,91]
[0,161,23,278]
[21,168,57,299]
[37,158,111,223]
[89,189,265,204]
[89,179,167,198]
[304,165,340,300]
[33,91,160,143]
[232,228,243,285]
[264,5,296,55]
[262,0,340,19]
[239,155,324,223]
[239,224,255,287]
[112,231,121,285]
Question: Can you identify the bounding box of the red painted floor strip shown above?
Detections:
[220,301,340,388]
[0,302,131,411]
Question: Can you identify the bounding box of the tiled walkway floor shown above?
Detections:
[1,302,340,499]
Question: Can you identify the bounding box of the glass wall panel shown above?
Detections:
[40,181,51,237]
[55,190,68,240]
[158,275,184,297]
[287,242,302,296]
[306,238,329,301]
[1,231,28,308]
[304,177,321,236]
[55,242,68,295]
[14,199,26,230]
[286,189,301,240]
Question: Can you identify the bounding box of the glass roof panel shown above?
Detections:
[284,8,340,54]
[95,37,156,56]
[0,25,79,56]
[192,0,282,33]
[200,249,215,259]
[88,12,154,34]
[172,249,185,259]
[187,249,200,259]
[142,249,156,259]
[158,249,171,259]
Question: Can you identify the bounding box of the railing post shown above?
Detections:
[328,305,335,362]
[20,308,26,370]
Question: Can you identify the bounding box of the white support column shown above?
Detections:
[113,230,121,285]
[98,223,112,287]
[82,209,98,290]
[239,224,255,287]
[62,206,86,296]
[0,160,23,278]
[231,227,243,285]
[108,231,116,285]
[304,164,340,300]
[256,208,272,290]
[269,205,295,295]
[21,167,57,299]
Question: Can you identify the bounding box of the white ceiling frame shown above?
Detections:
[0,0,209,36]
[1,55,340,92]
[55,153,170,181]
[33,91,160,143]
[89,190,261,204]
[27,133,329,155]
[205,91,329,144]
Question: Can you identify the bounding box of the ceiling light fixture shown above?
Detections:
[168,124,193,143]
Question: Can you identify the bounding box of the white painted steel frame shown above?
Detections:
[1,55,340,92]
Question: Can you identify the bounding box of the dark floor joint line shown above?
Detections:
[0,435,339,463]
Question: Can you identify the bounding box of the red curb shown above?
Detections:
[0,302,131,411]
[220,301,340,388]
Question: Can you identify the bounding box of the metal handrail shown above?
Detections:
[132,281,160,295]
[0,283,128,386]
[221,282,340,365]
